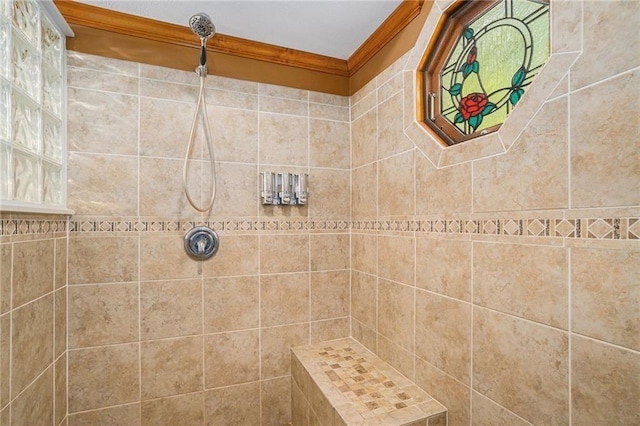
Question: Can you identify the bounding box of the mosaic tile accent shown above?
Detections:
[2,216,638,240]
[317,345,419,418]
[0,218,68,236]
[352,217,639,240]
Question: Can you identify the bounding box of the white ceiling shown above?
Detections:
[74,0,404,59]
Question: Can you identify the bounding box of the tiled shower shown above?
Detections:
[1,0,638,425]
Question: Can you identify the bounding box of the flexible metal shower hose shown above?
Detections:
[183,73,217,212]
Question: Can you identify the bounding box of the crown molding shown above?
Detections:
[348,0,424,75]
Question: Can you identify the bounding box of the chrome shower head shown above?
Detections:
[189,13,215,42]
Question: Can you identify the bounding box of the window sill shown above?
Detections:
[0,200,74,216]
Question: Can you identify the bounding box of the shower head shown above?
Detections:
[189,13,215,42]
[189,13,215,71]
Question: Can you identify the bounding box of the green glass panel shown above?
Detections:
[469,0,505,34]
[513,0,545,21]
[528,12,550,69]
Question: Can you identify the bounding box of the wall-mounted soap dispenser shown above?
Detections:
[261,172,308,206]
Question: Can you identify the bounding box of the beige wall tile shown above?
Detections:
[0,314,9,408]
[139,79,198,103]
[415,358,470,426]
[351,271,377,329]
[351,233,377,275]
[352,163,377,220]
[308,168,350,219]
[378,235,414,286]
[260,84,308,101]
[204,276,259,333]
[551,0,582,54]
[310,317,350,344]
[139,157,202,217]
[378,279,414,351]
[471,391,530,426]
[139,97,193,159]
[571,70,640,208]
[378,93,414,160]
[570,1,640,90]
[310,270,349,320]
[55,238,67,289]
[140,234,199,281]
[12,239,54,307]
[474,242,568,329]
[69,283,138,348]
[259,234,309,274]
[0,245,10,314]
[141,392,204,426]
[377,334,414,380]
[351,91,377,121]
[309,91,348,107]
[351,319,377,357]
[202,235,259,277]
[54,287,66,357]
[68,51,139,76]
[205,382,260,426]
[261,376,291,426]
[206,88,259,110]
[378,150,415,217]
[474,97,569,212]
[68,403,140,426]
[11,366,53,426]
[572,248,640,350]
[68,344,139,412]
[141,336,203,400]
[351,109,377,168]
[260,96,308,116]
[54,355,67,426]
[416,290,471,385]
[261,273,309,327]
[473,308,569,425]
[571,335,640,425]
[378,73,403,104]
[67,88,138,155]
[309,103,349,122]
[208,107,258,163]
[204,329,259,388]
[11,295,54,397]
[416,237,471,301]
[210,162,258,218]
[259,113,308,166]
[67,153,138,216]
[68,235,138,285]
[415,156,471,214]
[261,323,308,379]
[204,75,258,94]
[309,234,349,271]
[140,279,202,340]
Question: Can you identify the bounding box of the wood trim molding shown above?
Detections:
[54,0,427,93]
[348,0,424,75]
[54,0,350,76]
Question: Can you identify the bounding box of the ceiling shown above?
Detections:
[73,0,404,60]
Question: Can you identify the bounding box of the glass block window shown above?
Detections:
[0,0,70,212]
[421,0,550,146]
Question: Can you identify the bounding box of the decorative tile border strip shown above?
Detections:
[66,219,351,234]
[0,218,68,236]
[1,217,638,240]
[352,217,640,240]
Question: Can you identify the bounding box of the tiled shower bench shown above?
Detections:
[291,338,447,425]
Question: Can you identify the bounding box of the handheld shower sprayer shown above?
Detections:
[189,13,215,74]
[182,12,217,213]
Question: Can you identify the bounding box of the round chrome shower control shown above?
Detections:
[184,226,219,260]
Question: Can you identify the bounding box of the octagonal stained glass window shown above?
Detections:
[421,0,550,146]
